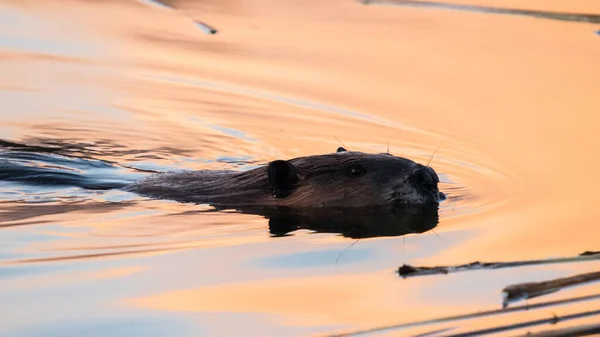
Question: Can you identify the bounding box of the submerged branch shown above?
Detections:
[398,250,600,278]
[515,323,600,337]
[360,0,600,24]
[442,309,600,337]
[324,293,600,337]
[502,271,600,307]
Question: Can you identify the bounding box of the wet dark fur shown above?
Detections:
[125,148,444,208]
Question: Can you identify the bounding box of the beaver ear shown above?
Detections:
[267,160,299,198]
[337,147,347,153]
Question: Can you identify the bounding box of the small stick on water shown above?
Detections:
[194,21,218,35]
[360,0,600,24]
[136,0,173,11]
[502,270,600,308]
[413,327,457,337]
[398,250,600,278]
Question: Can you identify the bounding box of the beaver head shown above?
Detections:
[265,147,445,207]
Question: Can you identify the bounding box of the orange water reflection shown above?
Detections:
[1,0,599,336]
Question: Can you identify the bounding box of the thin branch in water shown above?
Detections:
[398,250,600,278]
[324,293,600,337]
[360,0,600,24]
[412,327,456,337]
[194,21,218,35]
[442,309,600,337]
[502,270,600,308]
[135,0,218,34]
[514,322,600,337]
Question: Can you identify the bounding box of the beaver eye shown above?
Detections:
[348,165,366,177]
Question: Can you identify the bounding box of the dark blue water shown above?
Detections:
[0,151,145,189]
[0,141,154,203]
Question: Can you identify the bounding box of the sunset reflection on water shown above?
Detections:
[1,0,599,336]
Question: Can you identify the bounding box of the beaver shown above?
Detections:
[0,144,441,237]
[125,147,446,208]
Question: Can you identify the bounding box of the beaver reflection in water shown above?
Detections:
[126,147,446,208]
[257,204,440,238]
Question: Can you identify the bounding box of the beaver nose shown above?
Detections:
[410,165,439,189]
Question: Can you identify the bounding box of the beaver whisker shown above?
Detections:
[402,236,406,264]
[333,136,349,151]
[430,228,445,241]
[426,141,444,167]
[335,239,360,266]
[333,136,358,159]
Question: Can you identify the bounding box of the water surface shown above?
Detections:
[1,0,599,336]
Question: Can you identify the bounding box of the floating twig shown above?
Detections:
[360,0,600,24]
[323,293,600,337]
[515,322,600,337]
[194,21,218,35]
[502,271,600,307]
[135,0,218,34]
[398,250,600,278]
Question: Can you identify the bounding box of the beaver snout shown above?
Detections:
[409,165,446,202]
[409,165,439,189]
